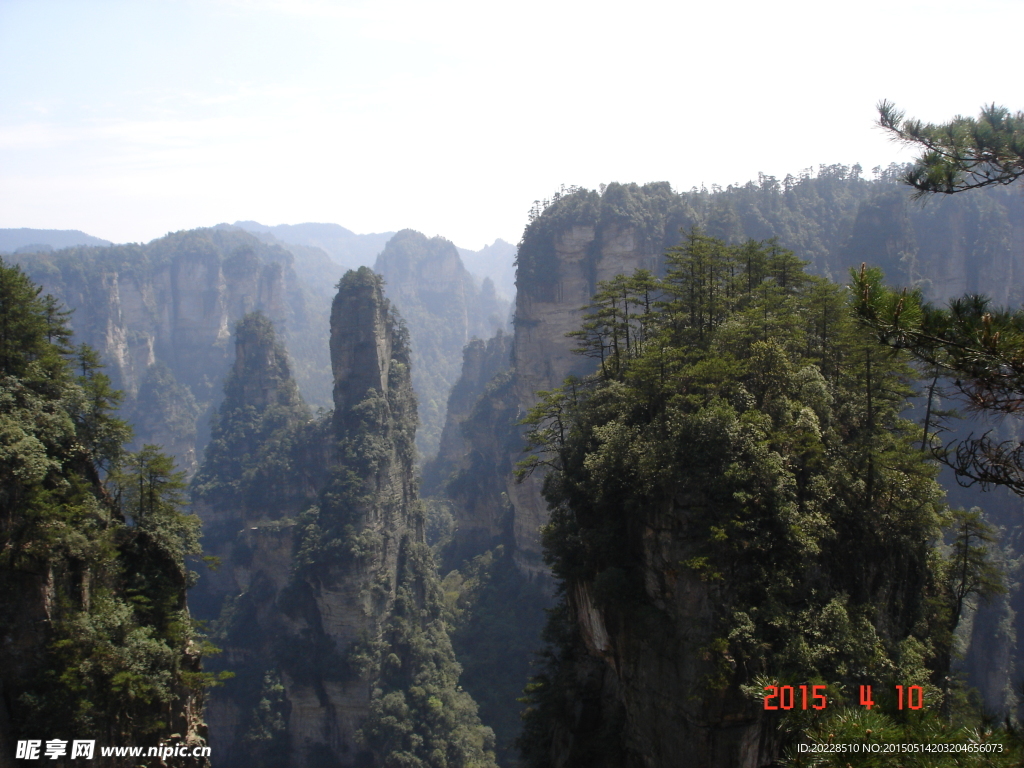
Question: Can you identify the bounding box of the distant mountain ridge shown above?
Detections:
[233,220,518,302]
[0,227,111,252]
[2,223,520,303]
[233,220,395,270]
[457,238,517,301]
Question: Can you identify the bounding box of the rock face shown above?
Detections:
[532,511,780,768]
[13,228,326,475]
[197,269,494,768]
[373,230,509,459]
[422,332,514,564]
[838,185,1024,305]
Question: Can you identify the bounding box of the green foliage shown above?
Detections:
[779,700,1019,767]
[519,235,986,763]
[191,311,312,512]
[946,508,1004,639]
[0,257,71,379]
[240,671,290,768]
[440,546,548,765]
[357,538,498,768]
[879,100,1024,194]
[0,258,207,748]
[854,266,1024,493]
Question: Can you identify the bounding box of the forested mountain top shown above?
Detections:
[517,166,1024,306]
[0,227,112,253]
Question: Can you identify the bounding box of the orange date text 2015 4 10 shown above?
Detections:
[762,684,926,711]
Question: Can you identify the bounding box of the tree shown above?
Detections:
[878,100,1024,194]
[854,266,1024,491]
[0,257,65,378]
[858,101,1024,493]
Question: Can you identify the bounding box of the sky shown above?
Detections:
[1,0,1021,251]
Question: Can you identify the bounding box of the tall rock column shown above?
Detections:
[200,268,495,768]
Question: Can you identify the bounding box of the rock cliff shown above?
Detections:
[12,228,328,475]
[422,332,514,565]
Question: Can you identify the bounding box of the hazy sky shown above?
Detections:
[2,0,1021,250]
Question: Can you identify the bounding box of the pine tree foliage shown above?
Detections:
[517,237,1003,765]
[854,267,1024,494]
[879,100,1024,194]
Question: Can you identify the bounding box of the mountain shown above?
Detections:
[440,172,1024,578]
[233,221,395,271]
[11,228,333,475]
[457,239,517,302]
[373,230,509,459]
[425,170,1024,765]
[0,228,111,253]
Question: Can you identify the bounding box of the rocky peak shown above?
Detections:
[330,266,397,417]
[198,267,493,768]
[373,229,467,306]
[225,311,301,412]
